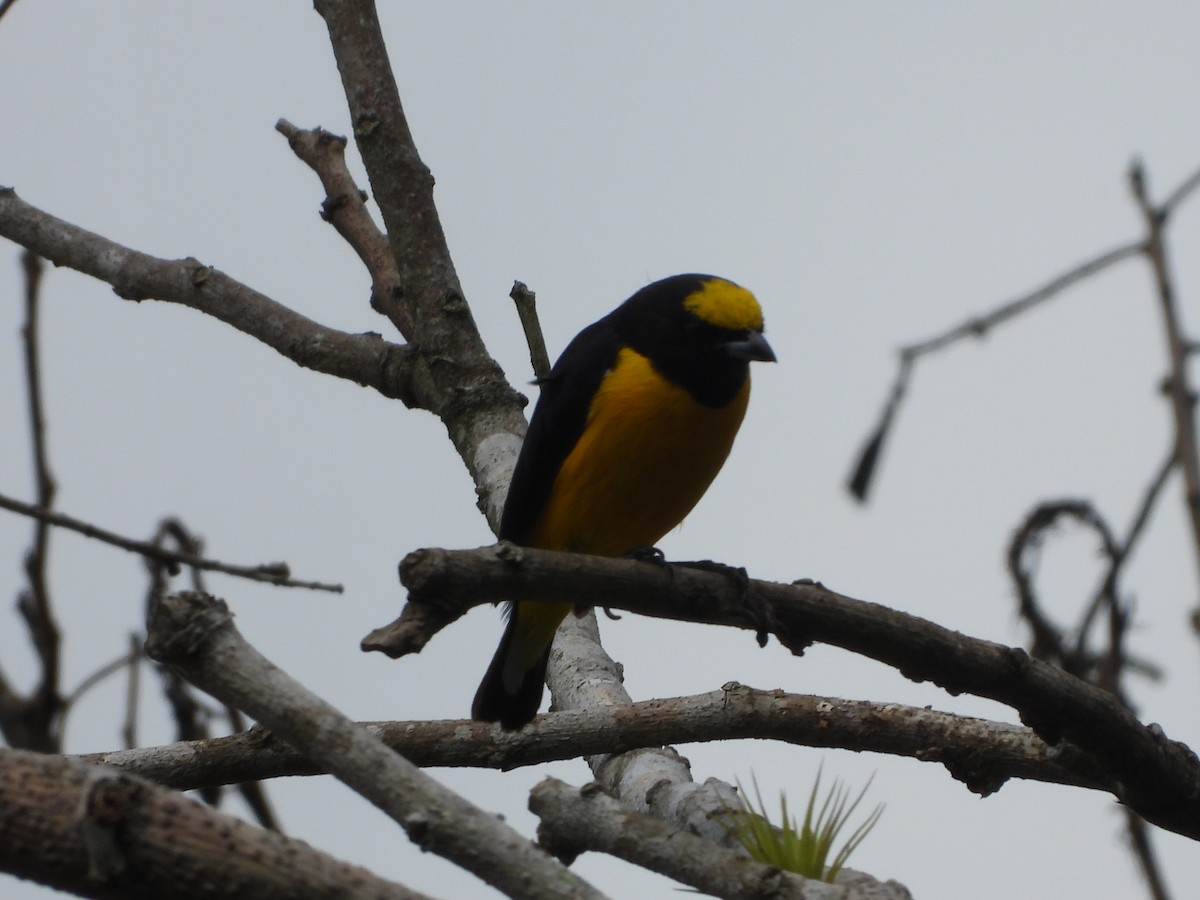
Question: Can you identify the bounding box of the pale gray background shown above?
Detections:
[3,3,1200,898]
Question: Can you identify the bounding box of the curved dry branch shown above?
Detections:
[146,590,606,900]
[848,238,1145,501]
[83,686,1109,799]
[0,187,420,404]
[391,543,1200,841]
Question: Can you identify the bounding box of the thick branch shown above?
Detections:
[530,778,910,900]
[313,0,527,531]
[82,686,1104,797]
[145,590,605,900]
[0,187,420,404]
[0,748,429,899]
[394,544,1200,840]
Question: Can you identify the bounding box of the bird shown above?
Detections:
[471,273,775,729]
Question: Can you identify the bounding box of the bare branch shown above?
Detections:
[122,633,141,750]
[1126,807,1172,900]
[0,249,63,753]
[313,0,528,532]
[530,777,910,900]
[84,686,1111,800]
[510,281,552,381]
[901,239,1144,360]
[0,187,420,404]
[0,747,432,899]
[848,239,1144,501]
[391,543,1200,840]
[274,118,412,337]
[0,491,342,592]
[1130,161,1200,606]
[146,590,607,900]
[1161,160,1200,217]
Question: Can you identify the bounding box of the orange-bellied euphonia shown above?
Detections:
[472,274,775,728]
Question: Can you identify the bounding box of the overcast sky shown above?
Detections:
[4,3,1200,898]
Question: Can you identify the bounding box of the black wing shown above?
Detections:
[499,316,621,545]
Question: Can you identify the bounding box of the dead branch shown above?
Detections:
[0,492,342,592]
[145,589,606,900]
[389,543,1200,840]
[530,777,911,900]
[0,187,420,404]
[81,686,1104,796]
[0,249,62,753]
[0,747,431,900]
[312,0,528,533]
[274,118,410,337]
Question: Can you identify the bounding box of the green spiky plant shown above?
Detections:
[722,768,884,883]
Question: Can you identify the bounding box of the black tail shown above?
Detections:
[471,616,550,730]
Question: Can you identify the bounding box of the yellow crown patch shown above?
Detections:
[683,278,764,332]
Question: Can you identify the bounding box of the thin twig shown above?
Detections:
[1130,161,1200,598]
[83,687,1112,796]
[1126,807,1172,900]
[848,238,1145,501]
[54,641,142,751]
[0,491,343,592]
[1161,160,1200,218]
[123,633,141,750]
[510,281,552,381]
[1077,445,1176,653]
[225,705,281,832]
[900,239,1144,359]
[2,250,62,753]
[1123,157,1200,900]
[63,650,141,713]
[1007,500,1119,674]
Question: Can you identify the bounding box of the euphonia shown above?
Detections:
[472,274,775,728]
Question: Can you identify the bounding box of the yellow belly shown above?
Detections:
[512,347,750,668]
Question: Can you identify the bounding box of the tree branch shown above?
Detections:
[0,491,342,592]
[391,543,1200,840]
[847,238,1145,500]
[0,747,431,899]
[274,118,411,337]
[0,249,63,753]
[145,590,607,900]
[530,777,911,900]
[1130,161,1200,606]
[0,187,420,404]
[313,0,527,532]
[83,686,1110,797]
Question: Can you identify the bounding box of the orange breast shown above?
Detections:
[528,347,750,556]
